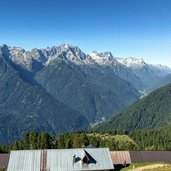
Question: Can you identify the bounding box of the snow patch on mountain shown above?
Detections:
[1,44,171,77]
[88,51,119,65]
[116,57,171,76]
[151,64,171,72]
[116,57,146,68]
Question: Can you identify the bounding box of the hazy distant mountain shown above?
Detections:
[154,73,171,90]
[117,57,171,93]
[94,83,171,133]
[116,57,171,75]
[87,52,144,91]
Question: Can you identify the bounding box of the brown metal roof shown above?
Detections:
[110,151,131,164]
[40,150,47,171]
[0,153,9,168]
[130,151,171,163]
[110,151,171,164]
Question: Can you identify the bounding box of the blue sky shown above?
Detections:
[0,0,171,66]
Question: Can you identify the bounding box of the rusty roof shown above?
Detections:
[110,151,131,164]
[110,151,171,164]
[0,153,9,168]
[130,151,171,163]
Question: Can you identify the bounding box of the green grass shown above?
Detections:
[119,162,165,171]
[143,165,171,171]
[0,168,6,171]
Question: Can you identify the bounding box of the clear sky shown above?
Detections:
[0,0,171,66]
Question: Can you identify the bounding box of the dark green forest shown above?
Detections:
[129,125,171,150]
[94,83,171,133]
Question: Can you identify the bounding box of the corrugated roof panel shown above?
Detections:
[7,150,41,171]
[110,151,131,164]
[130,151,171,163]
[47,148,114,171]
[7,148,113,171]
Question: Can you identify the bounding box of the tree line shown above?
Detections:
[1,125,171,153]
[0,131,137,152]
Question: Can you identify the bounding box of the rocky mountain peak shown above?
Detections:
[88,51,116,65]
[116,57,146,68]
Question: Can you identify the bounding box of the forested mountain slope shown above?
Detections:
[94,83,171,132]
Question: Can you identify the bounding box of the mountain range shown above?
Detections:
[0,43,171,144]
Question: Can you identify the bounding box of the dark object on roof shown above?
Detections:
[84,149,97,164]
